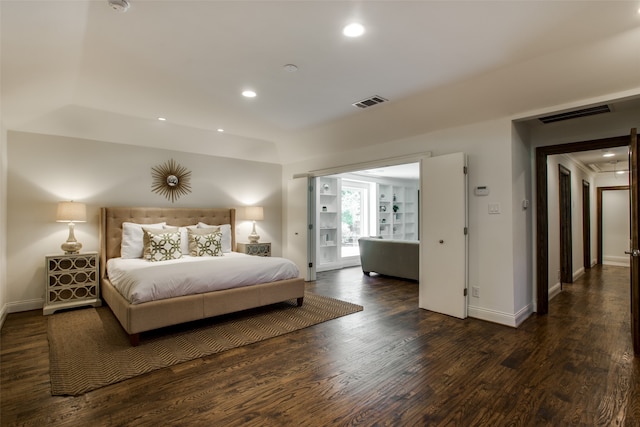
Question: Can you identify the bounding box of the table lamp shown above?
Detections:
[56,201,87,254]
[245,206,264,243]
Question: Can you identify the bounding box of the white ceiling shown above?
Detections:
[2,1,640,165]
[568,146,630,173]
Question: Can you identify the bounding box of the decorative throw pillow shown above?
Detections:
[121,222,166,259]
[188,227,223,257]
[198,222,232,253]
[142,227,182,262]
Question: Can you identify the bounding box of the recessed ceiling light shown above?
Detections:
[602,152,615,157]
[157,117,166,121]
[616,170,626,174]
[217,128,224,132]
[283,64,298,72]
[343,23,365,37]
[242,90,257,98]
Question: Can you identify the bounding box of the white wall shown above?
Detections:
[6,131,283,312]
[284,118,524,326]
[511,123,533,323]
[602,189,630,267]
[596,171,630,188]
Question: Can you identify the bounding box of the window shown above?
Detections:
[341,180,370,258]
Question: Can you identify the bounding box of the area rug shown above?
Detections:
[48,293,362,396]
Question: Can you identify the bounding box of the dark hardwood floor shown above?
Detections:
[1,265,639,426]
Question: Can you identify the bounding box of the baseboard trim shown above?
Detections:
[514,304,534,327]
[6,298,43,314]
[0,304,7,331]
[603,259,630,267]
[467,305,530,328]
[549,281,562,300]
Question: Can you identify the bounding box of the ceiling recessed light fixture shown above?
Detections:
[283,64,298,72]
[602,151,615,158]
[157,117,166,121]
[217,128,224,132]
[343,22,365,37]
[242,90,257,98]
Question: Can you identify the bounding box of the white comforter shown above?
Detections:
[107,252,300,304]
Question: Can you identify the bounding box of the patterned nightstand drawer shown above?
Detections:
[44,252,101,315]
[237,242,271,257]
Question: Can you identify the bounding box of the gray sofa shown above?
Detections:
[358,237,419,281]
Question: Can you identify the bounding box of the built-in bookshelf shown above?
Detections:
[377,183,418,241]
[316,177,341,271]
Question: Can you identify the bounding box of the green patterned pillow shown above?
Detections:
[142,227,182,262]
[188,227,223,257]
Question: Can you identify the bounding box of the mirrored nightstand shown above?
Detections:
[237,242,271,257]
[43,252,101,315]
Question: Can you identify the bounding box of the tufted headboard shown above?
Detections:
[99,207,236,279]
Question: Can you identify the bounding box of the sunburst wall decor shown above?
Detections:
[151,159,192,203]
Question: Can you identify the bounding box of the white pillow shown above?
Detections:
[121,222,166,259]
[168,225,197,256]
[198,222,232,253]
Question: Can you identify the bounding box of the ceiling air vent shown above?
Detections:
[538,105,611,124]
[353,95,388,109]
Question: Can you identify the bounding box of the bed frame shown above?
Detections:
[100,207,305,345]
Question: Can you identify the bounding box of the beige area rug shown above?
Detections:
[48,293,362,396]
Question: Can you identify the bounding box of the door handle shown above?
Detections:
[625,249,640,257]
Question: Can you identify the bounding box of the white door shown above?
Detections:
[285,177,313,281]
[419,153,468,319]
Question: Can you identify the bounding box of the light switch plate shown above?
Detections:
[488,203,501,214]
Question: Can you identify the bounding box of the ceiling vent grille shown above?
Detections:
[538,105,611,124]
[353,95,388,109]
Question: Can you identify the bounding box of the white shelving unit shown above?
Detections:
[377,183,418,241]
[316,177,341,271]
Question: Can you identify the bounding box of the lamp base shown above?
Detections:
[248,220,260,243]
[61,241,82,254]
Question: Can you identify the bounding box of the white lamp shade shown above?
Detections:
[245,206,264,221]
[56,202,87,223]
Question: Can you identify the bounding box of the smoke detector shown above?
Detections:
[108,0,130,13]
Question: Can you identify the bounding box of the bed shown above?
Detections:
[99,207,305,345]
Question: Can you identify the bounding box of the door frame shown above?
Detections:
[558,164,573,285]
[582,180,591,270]
[628,128,639,355]
[535,134,628,314]
[596,185,630,265]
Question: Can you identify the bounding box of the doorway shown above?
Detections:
[535,131,639,356]
[535,134,628,314]
[313,163,420,273]
[597,186,630,266]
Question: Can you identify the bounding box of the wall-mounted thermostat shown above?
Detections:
[474,186,490,196]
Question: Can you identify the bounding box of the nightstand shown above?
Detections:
[237,242,271,257]
[43,252,101,315]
